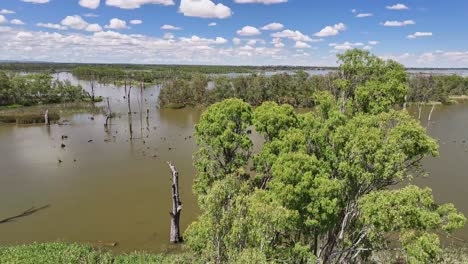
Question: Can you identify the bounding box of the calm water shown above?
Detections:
[0,73,468,253]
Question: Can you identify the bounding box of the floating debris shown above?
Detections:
[61,143,66,148]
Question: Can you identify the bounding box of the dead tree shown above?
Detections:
[428,104,436,121]
[44,109,49,125]
[105,97,112,127]
[168,161,182,243]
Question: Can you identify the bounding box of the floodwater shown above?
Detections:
[0,73,468,253]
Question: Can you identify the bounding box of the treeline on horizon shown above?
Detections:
[158,70,468,108]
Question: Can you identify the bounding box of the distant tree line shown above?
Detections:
[158,69,468,109]
[0,72,89,106]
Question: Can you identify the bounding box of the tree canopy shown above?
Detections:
[185,50,466,264]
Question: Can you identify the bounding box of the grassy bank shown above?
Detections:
[0,242,467,264]
[0,102,105,124]
[0,243,189,264]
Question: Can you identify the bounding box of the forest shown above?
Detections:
[158,67,468,108]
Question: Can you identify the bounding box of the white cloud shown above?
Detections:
[294,41,310,49]
[0,15,7,24]
[179,0,232,19]
[161,24,182,30]
[21,0,50,3]
[0,9,15,15]
[386,4,409,10]
[407,32,432,39]
[261,22,284,31]
[105,18,129,29]
[106,0,174,9]
[79,0,100,9]
[351,9,357,13]
[314,23,346,37]
[61,15,89,30]
[130,20,142,25]
[208,22,217,26]
[83,13,99,17]
[329,42,364,50]
[368,40,379,45]
[383,20,415,27]
[234,0,287,4]
[163,32,174,39]
[363,45,372,50]
[37,22,67,30]
[271,38,284,48]
[10,19,25,25]
[271,29,321,42]
[356,13,373,18]
[237,26,261,36]
[86,23,102,32]
[232,37,241,45]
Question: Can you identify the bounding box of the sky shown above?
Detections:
[0,0,467,67]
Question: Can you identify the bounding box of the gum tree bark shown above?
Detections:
[168,161,182,243]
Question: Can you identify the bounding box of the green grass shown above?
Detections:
[0,243,188,264]
[0,102,104,124]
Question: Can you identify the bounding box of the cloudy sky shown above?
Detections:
[0,0,467,67]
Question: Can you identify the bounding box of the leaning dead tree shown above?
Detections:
[168,161,182,243]
[105,97,112,128]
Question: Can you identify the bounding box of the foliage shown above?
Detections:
[186,50,466,264]
[0,72,89,106]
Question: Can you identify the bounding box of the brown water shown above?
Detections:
[0,74,467,252]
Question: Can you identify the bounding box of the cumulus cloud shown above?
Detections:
[386,4,409,10]
[79,0,100,9]
[161,24,182,30]
[271,29,320,42]
[407,32,432,39]
[105,18,129,29]
[383,20,415,27]
[271,38,284,48]
[261,22,284,31]
[234,0,287,4]
[237,26,261,36]
[208,22,217,26]
[0,15,7,24]
[86,23,102,32]
[10,19,25,25]
[232,37,241,45]
[329,42,364,50]
[356,13,373,18]
[179,0,232,19]
[368,40,379,45]
[294,41,310,49]
[0,9,15,15]
[61,15,89,30]
[130,20,142,25]
[314,23,346,37]
[163,32,174,39]
[106,0,174,9]
[37,22,67,30]
[21,0,50,3]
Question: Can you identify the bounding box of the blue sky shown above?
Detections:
[0,0,467,67]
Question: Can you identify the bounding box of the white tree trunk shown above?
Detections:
[168,161,182,243]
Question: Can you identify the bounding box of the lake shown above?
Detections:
[0,72,467,253]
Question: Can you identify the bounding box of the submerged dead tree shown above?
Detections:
[105,97,112,128]
[168,161,182,243]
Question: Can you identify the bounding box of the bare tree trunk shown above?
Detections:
[168,161,182,243]
[428,104,435,121]
[44,109,49,125]
[403,95,407,110]
[105,97,112,127]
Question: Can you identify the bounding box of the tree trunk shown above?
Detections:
[105,97,112,127]
[168,161,183,243]
[44,109,49,125]
[428,104,435,121]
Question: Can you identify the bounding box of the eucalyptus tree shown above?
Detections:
[185,50,466,264]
